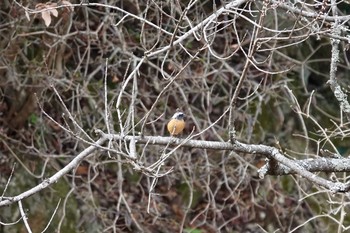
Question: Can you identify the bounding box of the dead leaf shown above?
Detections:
[35,2,58,27]
[41,11,52,27]
[61,0,74,12]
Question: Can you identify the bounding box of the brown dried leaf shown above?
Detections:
[50,8,58,17]
[35,3,46,10]
[61,0,74,12]
[41,11,52,27]
[46,2,58,17]
[46,2,58,8]
[36,2,58,27]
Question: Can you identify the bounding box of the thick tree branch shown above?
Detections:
[261,157,350,175]
[2,131,350,207]
[106,133,350,192]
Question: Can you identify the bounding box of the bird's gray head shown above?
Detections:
[172,112,185,120]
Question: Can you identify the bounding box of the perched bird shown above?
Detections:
[167,112,186,136]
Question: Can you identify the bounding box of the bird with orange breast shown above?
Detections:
[167,112,186,136]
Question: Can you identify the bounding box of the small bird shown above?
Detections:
[167,112,186,136]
